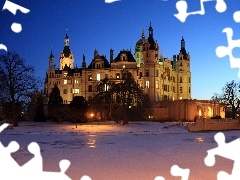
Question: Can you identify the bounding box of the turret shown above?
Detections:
[59,31,74,70]
[49,48,54,69]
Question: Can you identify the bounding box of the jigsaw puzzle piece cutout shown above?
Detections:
[154,176,165,180]
[2,0,30,15]
[171,165,190,180]
[216,27,240,77]
[0,44,7,51]
[105,0,121,3]
[174,0,189,22]
[0,123,9,132]
[215,0,227,13]
[20,142,43,180]
[174,0,227,22]
[80,175,92,180]
[233,11,240,23]
[154,165,190,180]
[0,141,22,179]
[205,132,240,179]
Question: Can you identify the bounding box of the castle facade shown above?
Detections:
[44,24,191,104]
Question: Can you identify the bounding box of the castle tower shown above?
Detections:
[59,32,74,70]
[176,37,191,100]
[138,23,160,102]
[44,49,56,98]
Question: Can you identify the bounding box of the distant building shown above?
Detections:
[44,23,191,104]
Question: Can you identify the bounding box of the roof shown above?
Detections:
[87,55,110,69]
[112,50,136,63]
[54,67,82,76]
[62,46,72,57]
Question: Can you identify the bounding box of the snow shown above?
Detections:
[0,121,238,180]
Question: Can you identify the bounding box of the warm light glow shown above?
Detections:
[146,80,150,88]
[196,137,204,142]
[87,138,96,148]
[208,107,212,117]
[97,74,100,81]
[198,109,202,116]
[90,113,94,117]
[180,96,182,100]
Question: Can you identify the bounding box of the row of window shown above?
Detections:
[88,73,127,81]
[144,80,191,93]
[63,88,80,94]
[49,73,81,79]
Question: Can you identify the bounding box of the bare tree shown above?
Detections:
[0,52,38,126]
[211,80,240,119]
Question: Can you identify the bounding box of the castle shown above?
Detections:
[44,23,191,105]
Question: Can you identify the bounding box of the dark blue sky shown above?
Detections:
[1,0,240,99]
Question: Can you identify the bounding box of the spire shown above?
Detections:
[148,22,155,50]
[62,31,71,57]
[141,28,145,40]
[181,36,185,49]
[64,29,69,47]
[82,54,86,69]
[180,36,187,55]
[49,46,54,58]
[110,49,114,62]
[148,22,153,37]
[49,47,54,68]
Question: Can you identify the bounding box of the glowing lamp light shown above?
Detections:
[196,137,204,142]
[90,113,94,118]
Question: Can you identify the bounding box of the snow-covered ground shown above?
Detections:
[0,121,239,180]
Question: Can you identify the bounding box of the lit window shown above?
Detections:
[116,73,120,79]
[104,84,109,91]
[73,88,80,93]
[88,75,92,81]
[146,81,150,88]
[156,80,159,89]
[64,80,67,84]
[75,79,79,84]
[63,73,67,77]
[97,74,101,81]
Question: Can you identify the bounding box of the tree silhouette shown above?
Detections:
[92,72,151,124]
[48,84,63,123]
[48,84,63,108]
[0,52,38,126]
[211,80,240,119]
